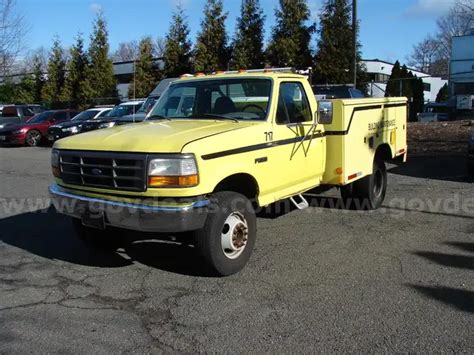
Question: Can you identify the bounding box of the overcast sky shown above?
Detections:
[20,0,456,64]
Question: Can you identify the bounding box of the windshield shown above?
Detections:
[72,110,99,121]
[108,103,142,117]
[138,97,157,113]
[28,111,54,123]
[148,78,272,121]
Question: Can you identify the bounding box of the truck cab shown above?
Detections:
[50,70,407,276]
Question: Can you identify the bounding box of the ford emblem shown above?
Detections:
[91,168,102,175]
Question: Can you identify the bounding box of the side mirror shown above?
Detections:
[316,100,333,125]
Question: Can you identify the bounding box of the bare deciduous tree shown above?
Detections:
[407,0,474,78]
[153,36,165,58]
[436,2,473,59]
[0,0,28,76]
[111,40,139,62]
[17,47,49,74]
[407,36,441,73]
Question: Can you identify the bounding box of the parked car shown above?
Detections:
[80,100,144,132]
[47,107,112,142]
[417,102,451,122]
[468,133,474,177]
[0,109,79,146]
[0,105,46,128]
[119,78,178,123]
[312,85,365,100]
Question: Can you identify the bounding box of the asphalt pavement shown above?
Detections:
[0,147,473,353]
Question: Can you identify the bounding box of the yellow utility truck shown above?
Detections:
[50,70,407,275]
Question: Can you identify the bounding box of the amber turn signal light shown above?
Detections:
[148,175,198,188]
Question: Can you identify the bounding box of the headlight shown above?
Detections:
[148,155,198,188]
[12,128,27,135]
[99,122,116,129]
[51,149,60,177]
[61,126,79,133]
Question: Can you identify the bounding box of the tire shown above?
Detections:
[71,218,122,250]
[194,191,257,276]
[353,159,387,210]
[25,130,42,147]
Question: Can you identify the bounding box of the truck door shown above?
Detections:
[268,81,325,199]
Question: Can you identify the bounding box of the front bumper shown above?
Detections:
[0,133,25,145]
[47,130,72,142]
[49,184,209,232]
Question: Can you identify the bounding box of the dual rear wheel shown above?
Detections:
[340,159,387,210]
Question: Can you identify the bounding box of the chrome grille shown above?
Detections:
[59,151,147,191]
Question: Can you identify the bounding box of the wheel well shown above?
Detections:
[375,143,393,162]
[213,174,259,201]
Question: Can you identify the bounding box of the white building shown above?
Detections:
[362,59,447,102]
[450,33,474,109]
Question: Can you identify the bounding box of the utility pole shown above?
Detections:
[352,0,357,88]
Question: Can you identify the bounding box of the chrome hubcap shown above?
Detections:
[28,132,40,145]
[221,212,248,259]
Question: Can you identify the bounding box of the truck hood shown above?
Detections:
[54,119,256,153]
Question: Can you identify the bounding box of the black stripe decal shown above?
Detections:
[325,104,382,136]
[201,132,325,160]
[325,103,406,136]
[384,103,407,108]
[201,102,406,159]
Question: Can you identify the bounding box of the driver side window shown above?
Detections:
[276,82,312,124]
[54,112,69,121]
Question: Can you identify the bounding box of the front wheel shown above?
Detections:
[194,191,257,276]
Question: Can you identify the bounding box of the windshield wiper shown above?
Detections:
[194,114,239,123]
[147,114,170,121]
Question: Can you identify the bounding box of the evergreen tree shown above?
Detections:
[61,34,92,109]
[387,63,424,121]
[32,54,45,103]
[194,0,228,72]
[163,6,192,77]
[410,75,425,121]
[266,0,315,68]
[314,0,366,90]
[0,81,16,103]
[385,60,401,97]
[436,83,449,102]
[400,65,413,98]
[87,13,117,101]
[128,37,161,99]
[232,0,265,69]
[42,38,66,108]
[14,74,35,104]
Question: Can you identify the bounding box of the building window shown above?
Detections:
[367,73,390,83]
[423,83,431,91]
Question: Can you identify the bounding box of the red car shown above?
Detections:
[0,110,79,146]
